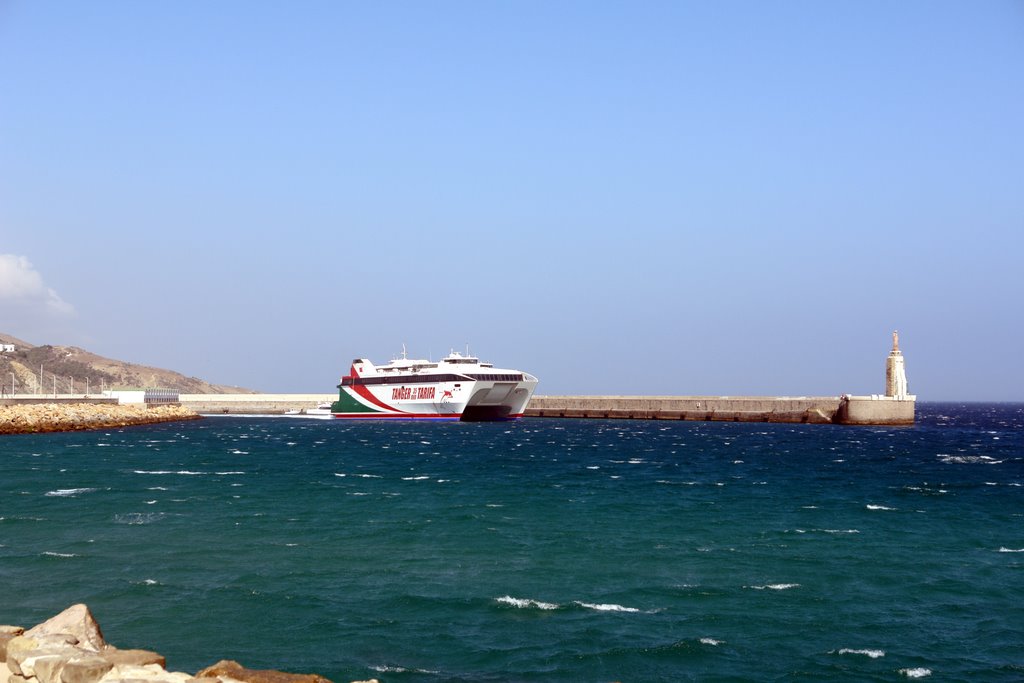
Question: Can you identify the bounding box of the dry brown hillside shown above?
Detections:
[0,332,255,395]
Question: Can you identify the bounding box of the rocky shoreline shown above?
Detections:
[1,605,374,683]
[0,404,201,435]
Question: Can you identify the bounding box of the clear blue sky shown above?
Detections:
[1,2,1022,399]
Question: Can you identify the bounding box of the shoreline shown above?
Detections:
[1,604,366,683]
[0,403,201,435]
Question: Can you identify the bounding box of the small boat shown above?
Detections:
[305,402,333,416]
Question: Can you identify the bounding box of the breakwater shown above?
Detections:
[0,403,200,435]
[0,605,352,683]
[526,395,915,425]
[175,393,914,424]
[178,394,334,415]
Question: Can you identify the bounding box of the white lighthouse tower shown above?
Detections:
[885,330,909,398]
[838,331,916,424]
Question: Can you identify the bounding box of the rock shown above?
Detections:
[99,663,191,683]
[101,648,166,669]
[194,660,332,683]
[31,653,70,683]
[0,404,200,435]
[25,604,106,652]
[6,635,80,676]
[1,626,26,661]
[61,655,115,683]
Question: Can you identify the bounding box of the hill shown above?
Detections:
[0,332,255,395]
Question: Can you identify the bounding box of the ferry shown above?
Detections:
[331,350,538,421]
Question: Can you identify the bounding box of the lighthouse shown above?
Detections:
[885,330,909,399]
[837,331,916,425]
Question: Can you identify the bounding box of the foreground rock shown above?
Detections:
[1,605,368,683]
[0,404,200,435]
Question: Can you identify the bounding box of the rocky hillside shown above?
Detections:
[0,332,254,395]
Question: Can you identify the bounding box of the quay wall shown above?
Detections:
[525,395,841,423]
[1,396,118,406]
[178,393,915,424]
[179,393,335,414]
[837,395,915,425]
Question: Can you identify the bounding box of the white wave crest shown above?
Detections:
[402,476,431,481]
[496,596,560,610]
[371,665,440,675]
[937,455,1002,464]
[42,551,77,558]
[133,470,205,475]
[748,583,800,591]
[997,547,1024,553]
[866,504,895,510]
[836,648,885,658]
[45,488,96,497]
[574,601,642,613]
[115,512,166,525]
[900,668,932,678]
[700,637,722,645]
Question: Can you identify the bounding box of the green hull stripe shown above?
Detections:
[331,388,384,413]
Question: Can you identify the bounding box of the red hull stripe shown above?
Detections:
[350,385,411,414]
[331,412,524,420]
[332,413,460,420]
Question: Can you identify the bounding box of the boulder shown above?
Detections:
[98,663,191,683]
[31,654,69,683]
[194,660,332,683]
[6,634,80,677]
[1,625,26,661]
[61,655,115,683]
[25,605,106,652]
[101,648,166,669]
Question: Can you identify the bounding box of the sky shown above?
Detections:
[1,2,1022,400]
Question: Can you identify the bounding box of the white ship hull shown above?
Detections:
[330,352,538,421]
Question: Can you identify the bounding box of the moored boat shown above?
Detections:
[331,350,538,420]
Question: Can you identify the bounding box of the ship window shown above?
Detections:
[349,373,469,386]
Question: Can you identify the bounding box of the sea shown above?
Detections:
[1,403,1022,682]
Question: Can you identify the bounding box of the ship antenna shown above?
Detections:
[402,343,407,360]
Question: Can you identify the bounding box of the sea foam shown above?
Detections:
[836,648,885,658]
[900,668,932,678]
[574,601,642,613]
[45,488,97,497]
[496,596,559,610]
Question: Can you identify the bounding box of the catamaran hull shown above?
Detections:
[330,379,536,421]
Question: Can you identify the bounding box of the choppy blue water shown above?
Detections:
[2,404,1022,681]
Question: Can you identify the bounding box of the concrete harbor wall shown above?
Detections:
[525,395,841,423]
[526,395,915,425]
[836,395,915,425]
[178,393,335,414]
[178,393,914,425]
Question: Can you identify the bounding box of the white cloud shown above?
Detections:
[0,254,75,316]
